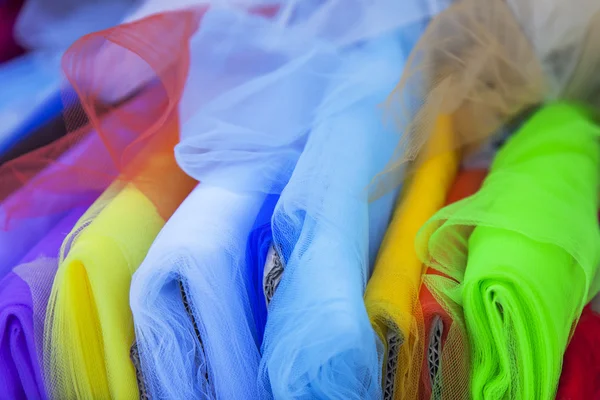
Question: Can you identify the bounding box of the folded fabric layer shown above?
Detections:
[258,33,418,400]
[0,205,89,400]
[0,0,24,63]
[364,115,459,400]
[556,305,600,399]
[419,168,487,400]
[0,82,170,280]
[44,117,195,399]
[0,53,64,157]
[416,103,600,399]
[130,187,278,399]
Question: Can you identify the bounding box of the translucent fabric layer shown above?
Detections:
[375,0,545,200]
[130,187,277,399]
[364,115,459,400]
[0,53,64,157]
[418,168,487,400]
[556,305,600,399]
[259,34,413,400]
[0,205,89,400]
[416,103,600,399]
[43,117,195,399]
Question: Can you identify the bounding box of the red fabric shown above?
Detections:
[0,0,25,63]
[420,168,487,399]
[556,306,600,399]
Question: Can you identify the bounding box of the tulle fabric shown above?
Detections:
[364,115,459,400]
[378,0,600,200]
[0,53,64,157]
[257,34,415,400]
[556,305,600,399]
[0,205,89,400]
[130,188,278,399]
[44,117,195,398]
[415,103,600,399]
[0,0,24,63]
[418,168,487,400]
[375,0,546,200]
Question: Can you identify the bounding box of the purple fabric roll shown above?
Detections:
[0,205,88,399]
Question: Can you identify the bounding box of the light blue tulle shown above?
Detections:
[258,33,417,399]
[130,185,273,399]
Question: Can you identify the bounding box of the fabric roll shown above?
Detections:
[419,168,487,400]
[130,187,277,399]
[416,103,600,399]
[364,115,459,400]
[0,205,89,400]
[43,117,195,399]
[0,0,24,63]
[258,33,415,400]
[556,305,600,399]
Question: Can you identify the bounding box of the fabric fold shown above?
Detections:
[416,103,600,399]
[364,115,459,400]
[43,118,195,399]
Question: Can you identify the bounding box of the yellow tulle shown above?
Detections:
[364,115,459,400]
[44,121,195,399]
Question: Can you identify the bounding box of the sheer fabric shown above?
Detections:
[0,53,64,157]
[130,188,278,399]
[44,118,195,399]
[419,168,487,400]
[415,103,600,399]
[556,305,600,399]
[258,34,413,400]
[364,115,459,400]
[0,205,89,400]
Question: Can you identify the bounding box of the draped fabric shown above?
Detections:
[0,53,63,158]
[0,205,89,400]
[258,34,414,400]
[0,0,24,63]
[419,168,487,400]
[43,113,195,398]
[130,187,277,399]
[556,305,600,400]
[416,103,600,399]
[364,115,459,400]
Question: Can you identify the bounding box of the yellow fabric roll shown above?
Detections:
[364,115,459,400]
[44,121,195,399]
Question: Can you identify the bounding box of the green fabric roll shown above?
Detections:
[416,103,600,399]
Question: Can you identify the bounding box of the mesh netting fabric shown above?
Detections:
[43,118,195,398]
[130,187,278,399]
[374,0,546,200]
[364,114,459,400]
[415,103,600,399]
[419,168,487,400]
[0,205,90,399]
[257,33,418,400]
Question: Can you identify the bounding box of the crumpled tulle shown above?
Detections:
[130,187,277,399]
[0,53,64,158]
[418,168,487,400]
[0,0,25,63]
[258,33,415,400]
[416,103,600,399]
[556,305,600,400]
[43,113,195,399]
[364,115,459,400]
[0,205,89,400]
